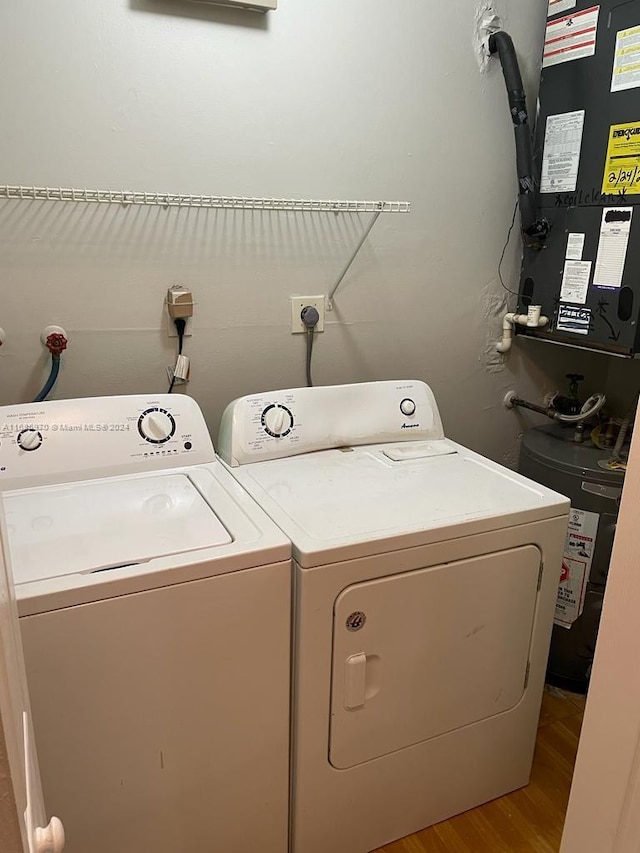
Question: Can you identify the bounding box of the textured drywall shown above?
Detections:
[0,0,606,464]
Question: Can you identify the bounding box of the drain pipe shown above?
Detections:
[489,32,550,247]
[496,306,549,354]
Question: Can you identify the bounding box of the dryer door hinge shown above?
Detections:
[537,561,544,591]
[524,660,531,689]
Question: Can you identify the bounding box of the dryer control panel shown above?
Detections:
[0,394,215,489]
[218,380,445,466]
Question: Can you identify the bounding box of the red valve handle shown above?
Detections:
[46,333,68,356]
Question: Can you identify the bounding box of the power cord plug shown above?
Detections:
[301,306,320,387]
[168,317,187,393]
[301,306,320,330]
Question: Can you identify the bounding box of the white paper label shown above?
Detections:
[557,304,591,335]
[560,260,592,303]
[555,509,599,627]
[593,207,633,289]
[548,0,576,17]
[544,6,600,68]
[612,25,640,92]
[541,110,586,193]
[566,232,586,260]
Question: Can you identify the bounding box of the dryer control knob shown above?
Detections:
[400,398,416,417]
[138,408,176,444]
[261,404,294,438]
[17,429,43,451]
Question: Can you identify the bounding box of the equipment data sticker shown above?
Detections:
[560,260,592,303]
[543,6,599,68]
[557,304,591,335]
[602,122,640,193]
[555,509,599,628]
[594,207,633,289]
[541,110,585,193]
[612,25,640,92]
[566,232,586,260]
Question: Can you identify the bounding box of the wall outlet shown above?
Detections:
[290,295,325,334]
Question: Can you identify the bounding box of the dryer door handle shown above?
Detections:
[344,653,367,710]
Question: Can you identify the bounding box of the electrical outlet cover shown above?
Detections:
[290,295,325,334]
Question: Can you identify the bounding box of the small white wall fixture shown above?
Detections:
[187,0,276,11]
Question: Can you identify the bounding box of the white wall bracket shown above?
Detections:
[188,0,276,10]
[327,209,382,310]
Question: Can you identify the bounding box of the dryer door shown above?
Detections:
[330,545,542,769]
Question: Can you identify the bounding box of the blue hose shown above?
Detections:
[33,356,60,403]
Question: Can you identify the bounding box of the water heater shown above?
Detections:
[519,1,640,356]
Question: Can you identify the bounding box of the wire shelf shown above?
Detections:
[0,185,410,214]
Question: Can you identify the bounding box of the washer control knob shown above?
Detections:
[17,429,43,451]
[261,404,294,438]
[400,398,416,417]
[137,408,176,444]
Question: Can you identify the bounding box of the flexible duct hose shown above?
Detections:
[489,32,550,247]
[610,394,639,462]
[553,393,606,424]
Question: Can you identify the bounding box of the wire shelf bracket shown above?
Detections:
[0,184,411,215]
[0,184,411,308]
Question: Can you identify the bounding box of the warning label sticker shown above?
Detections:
[548,0,577,17]
[541,110,585,194]
[602,121,640,194]
[611,25,640,93]
[543,6,600,68]
[555,509,599,627]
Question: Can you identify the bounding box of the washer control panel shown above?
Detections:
[17,429,44,452]
[0,394,214,489]
[137,407,176,444]
[218,380,444,466]
[261,404,294,438]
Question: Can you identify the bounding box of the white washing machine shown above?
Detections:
[218,379,570,853]
[0,394,291,853]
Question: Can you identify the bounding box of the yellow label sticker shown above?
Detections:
[602,121,640,194]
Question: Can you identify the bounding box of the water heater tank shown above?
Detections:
[519,423,624,693]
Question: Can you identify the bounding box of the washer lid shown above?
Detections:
[236,441,569,566]
[4,472,232,583]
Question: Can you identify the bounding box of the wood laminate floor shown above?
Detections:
[374,687,585,853]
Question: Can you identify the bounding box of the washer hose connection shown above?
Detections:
[33,332,68,403]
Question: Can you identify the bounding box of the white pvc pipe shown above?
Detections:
[496,307,548,354]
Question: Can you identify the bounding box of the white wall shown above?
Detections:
[0,0,607,463]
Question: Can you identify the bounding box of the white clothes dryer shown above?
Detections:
[0,394,291,853]
[218,379,570,853]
